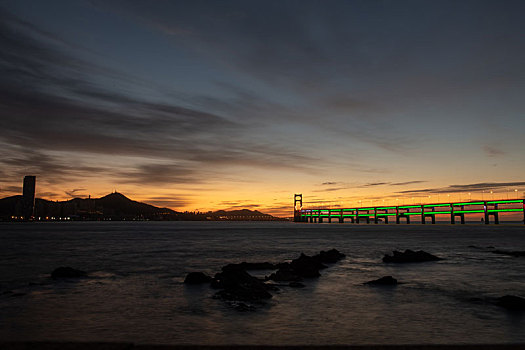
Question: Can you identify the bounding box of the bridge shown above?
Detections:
[293,194,525,224]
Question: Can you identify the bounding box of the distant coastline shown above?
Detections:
[0,192,286,222]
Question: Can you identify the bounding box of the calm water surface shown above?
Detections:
[1,222,524,345]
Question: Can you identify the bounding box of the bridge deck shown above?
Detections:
[295,199,524,224]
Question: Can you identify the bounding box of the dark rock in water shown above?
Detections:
[212,268,273,302]
[495,295,525,311]
[365,276,398,285]
[51,267,87,279]
[290,253,326,277]
[492,250,525,257]
[207,249,346,309]
[382,249,441,263]
[184,272,212,284]
[222,262,277,271]
[267,264,302,282]
[232,302,257,312]
[314,249,346,264]
[221,262,277,272]
[289,281,305,288]
[268,250,344,282]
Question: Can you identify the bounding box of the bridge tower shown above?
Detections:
[294,194,303,222]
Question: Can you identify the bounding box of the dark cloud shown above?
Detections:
[313,187,347,193]
[398,182,525,194]
[360,182,389,187]
[0,148,109,182]
[484,146,505,158]
[64,188,87,198]
[0,9,319,188]
[321,182,338,185]
[356,180,426,188]
[1,185,21,194]
[116,163,198,185]
[143,197,191,209]
[391,181,427,186]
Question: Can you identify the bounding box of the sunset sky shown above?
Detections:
[1,0,524,216]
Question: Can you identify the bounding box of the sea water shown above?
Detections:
[1,221,524,345]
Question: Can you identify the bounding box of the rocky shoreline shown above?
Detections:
[184,249,346,310]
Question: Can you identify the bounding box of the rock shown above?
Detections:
[365,276,398,285]
[491,250,525,257]
[212,268,274,302]
[314,249,346,264]
[267,264,302,282]
[223,262,277,270]
[221,262,276,272]
[268,250,344,282]
[51,266,87,279]
[290,253,326,277]
[495,295,525,311]
[289,281,305,288]
[184,272,212,284]
[382,249,441,263]
[232,302,257,312]
[206,249,346,309]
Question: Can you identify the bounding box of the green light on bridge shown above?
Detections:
[487,209,523,212]
[453,202,485,206]
[399,205,421,209]
[487,200,524,204]
[423,211,452,215]
[377,207,397,210]
[423,204,451,208]
[454,210,485,214]
[377,213,396,216]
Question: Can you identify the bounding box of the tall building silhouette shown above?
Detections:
[22,175,36,220]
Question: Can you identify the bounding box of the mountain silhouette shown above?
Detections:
[0,192,283,221]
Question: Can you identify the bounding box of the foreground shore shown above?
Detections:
[3,343,525,350]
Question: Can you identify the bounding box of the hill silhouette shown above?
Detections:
[0,192,283,221]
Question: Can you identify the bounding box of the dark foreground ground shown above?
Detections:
[2,344,525,350]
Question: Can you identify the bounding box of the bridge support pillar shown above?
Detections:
[339,217,344,223]
[319,217,323,223]
[384,216,389,224]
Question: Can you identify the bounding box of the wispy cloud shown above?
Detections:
[398,182,525,194]
[483,145,505,158]
[0,9,318,190]
[391,181,427,186]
